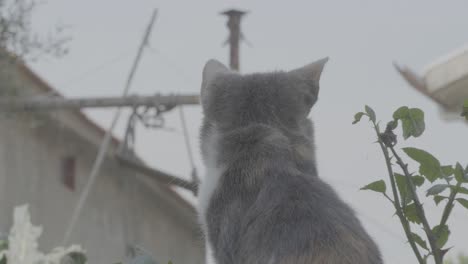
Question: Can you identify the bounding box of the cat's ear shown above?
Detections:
[201,59,230,101]
[289,57,329,110]
[289,57,329,85]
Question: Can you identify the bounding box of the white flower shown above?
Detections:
[7,205,45,264]
[3,204,85,264]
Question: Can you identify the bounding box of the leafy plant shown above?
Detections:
[0,206,168,264]
[354,105,468,264]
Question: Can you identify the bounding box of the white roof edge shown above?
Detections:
[422,44,468,75]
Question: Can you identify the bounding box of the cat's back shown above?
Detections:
[208,167,382,264]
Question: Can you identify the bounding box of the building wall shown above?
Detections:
[0,61,205,264]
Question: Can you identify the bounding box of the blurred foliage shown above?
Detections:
[60,252,87,264]
[445,254,468,264]
[0,0,70,60]
[0,0,70,122]
[462,100,468,120]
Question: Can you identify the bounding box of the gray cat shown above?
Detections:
[198,58,382,264]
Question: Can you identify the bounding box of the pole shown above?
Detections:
[221,9,247,71]
[63,9,158,244]
[0,94,199,110]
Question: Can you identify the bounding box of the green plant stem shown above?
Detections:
[371,121,425,264]
[383,193,394,203]
[388,146,442,264]
[438,182,461,235]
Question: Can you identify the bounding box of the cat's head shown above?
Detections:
[200,58,328,130]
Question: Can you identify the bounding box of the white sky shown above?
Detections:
[29,1,468,263]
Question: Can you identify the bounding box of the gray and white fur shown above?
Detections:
[198,58,382,264]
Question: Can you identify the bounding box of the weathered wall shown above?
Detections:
[0,61,205,264]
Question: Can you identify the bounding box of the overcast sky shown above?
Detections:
[29,1,468,263]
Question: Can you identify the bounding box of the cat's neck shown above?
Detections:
[212,122,318,177]
[216,124,295,167]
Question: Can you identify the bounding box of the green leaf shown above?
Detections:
[402,147,441,182]
[456,198,468,209]
[0,240,7,251]
[352,112,366,124]
[407,108,425,137]
[393,106,409,119]
[434,195,447,205]
[455,163,468,183]
[432,225,450,248]
[62,252,87,264]
[361,180,386,193]
[393,106,425,139]
[412,175,425,186]
[394,173,411,205]
[461,99,468,120]
[454,186,468,195]
[394,174,425,205]
[403,203,422,224]
[426,184,450,196]
[395,174,425,188]
[410,232,428,250]
[0,239,7,264]
[365,105,376,123]
[441,165,454,177]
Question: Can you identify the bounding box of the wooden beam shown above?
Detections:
[0,94,199,111]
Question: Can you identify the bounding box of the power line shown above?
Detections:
[146,46,201,185]
[178,106,199,184]
[62,8,159,245]
[146,46,195,84]
[59,50,134,89]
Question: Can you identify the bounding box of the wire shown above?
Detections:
[62,9,158,245]
[178,105,199,183]
[60,50,133,89]
[147,45,200,183]
[146,45,195,84]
